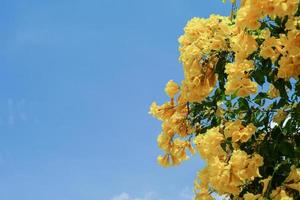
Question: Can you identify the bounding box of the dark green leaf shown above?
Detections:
[254,92,268,106]
[238,98,249,111]
[278,140,294,157]
[252,69,265,85]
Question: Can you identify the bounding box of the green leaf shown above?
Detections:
[274,79,288,99]
[254,92,268,106]
[221,142,227,152]
[296,79,300,96]
[252,69,265,85]
[295,147,300,158]
[238,98,249,111]
[272,98,288,109]
[296,3,300,16]
[285,80,292,90]
[278,140,294,157]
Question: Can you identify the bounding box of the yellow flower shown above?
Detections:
[171,139,190,162]
[165,80,180,98]
[286,16,300,31]
[243,193,261,200]
[193,150,264,196]
[149,102,159,116]
[178,15,232,103]
[194,127,226,161]
[195,167,210,191]
[157,132,172,152]
[151,0,300,197]
[181,57,218,102]
[282,30,300,56]
[271,0,299,17]
[267,84,280,98]
[230,150,249,173]
[225,121,256,143]
[273,109,287,124]
[225,76,257,97]
[221,0,236,3]
[195,192,214,200]
[169,111,190,137]
[230,151,263,181]
[148,102,175,121]
[285,165,300,183]
[161,120,174,137]
[158,138,193,167]
[209,157,241,195]
[231,32,258,62]
[157,154,170,167]
[236,0,262,30]
[271,188,293,200]
[260,36,281,63]
[278,54,300,79]
[284,165,300,192]
[238,123,256,143]
[286,182,300,191]
[251,153,264,166]
[260,176,272,194]
[224,120,243,138]
[225,60,254,76]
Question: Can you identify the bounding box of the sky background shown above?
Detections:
[0,1,230,199]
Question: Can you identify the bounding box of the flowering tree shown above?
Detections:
[149,0,300,199]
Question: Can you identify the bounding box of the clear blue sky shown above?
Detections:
[0,1,230,199]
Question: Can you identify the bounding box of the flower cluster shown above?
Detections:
[149,80,195,167]
[178,15,232,102]
[225,32,258,97]
[150,0,300,199]
[193,124,262,198]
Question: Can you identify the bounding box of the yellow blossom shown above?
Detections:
[193,149,264,196]
[225,60,254,76]
[284,165,300,192]
[224,121,256,143]
[169,112,190,137]
[195,192,214,200]
[286,16,300,31]
[224,120,243,138]
[225,76,257,97]
[157,132,172,152]
[286,182,300,191]
[273,109,287,124]
[148,102,175,121]
[231,32,258,62]
[267,84,280,98]
[165,80,180,98]
[243,193,261,200]
[221,0,236,3]
[157,154,170,167]
[260,36,282,63]
[238,123,255,142]
[271,188,293,200]
[260,176,272,194]
[236,0,262,30]
[285,165,300,183]
[194,127,226,161]
[278,54,300,79]
[151,0,300,198]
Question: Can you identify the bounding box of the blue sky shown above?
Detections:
[0,1,230,199]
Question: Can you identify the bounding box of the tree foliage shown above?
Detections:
[149,0,300,199]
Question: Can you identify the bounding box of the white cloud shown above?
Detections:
[113,188,219,200]
[111,193,130,200]
[111,192,158,200]
[179,187,193,200]
[179,187,228,200]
